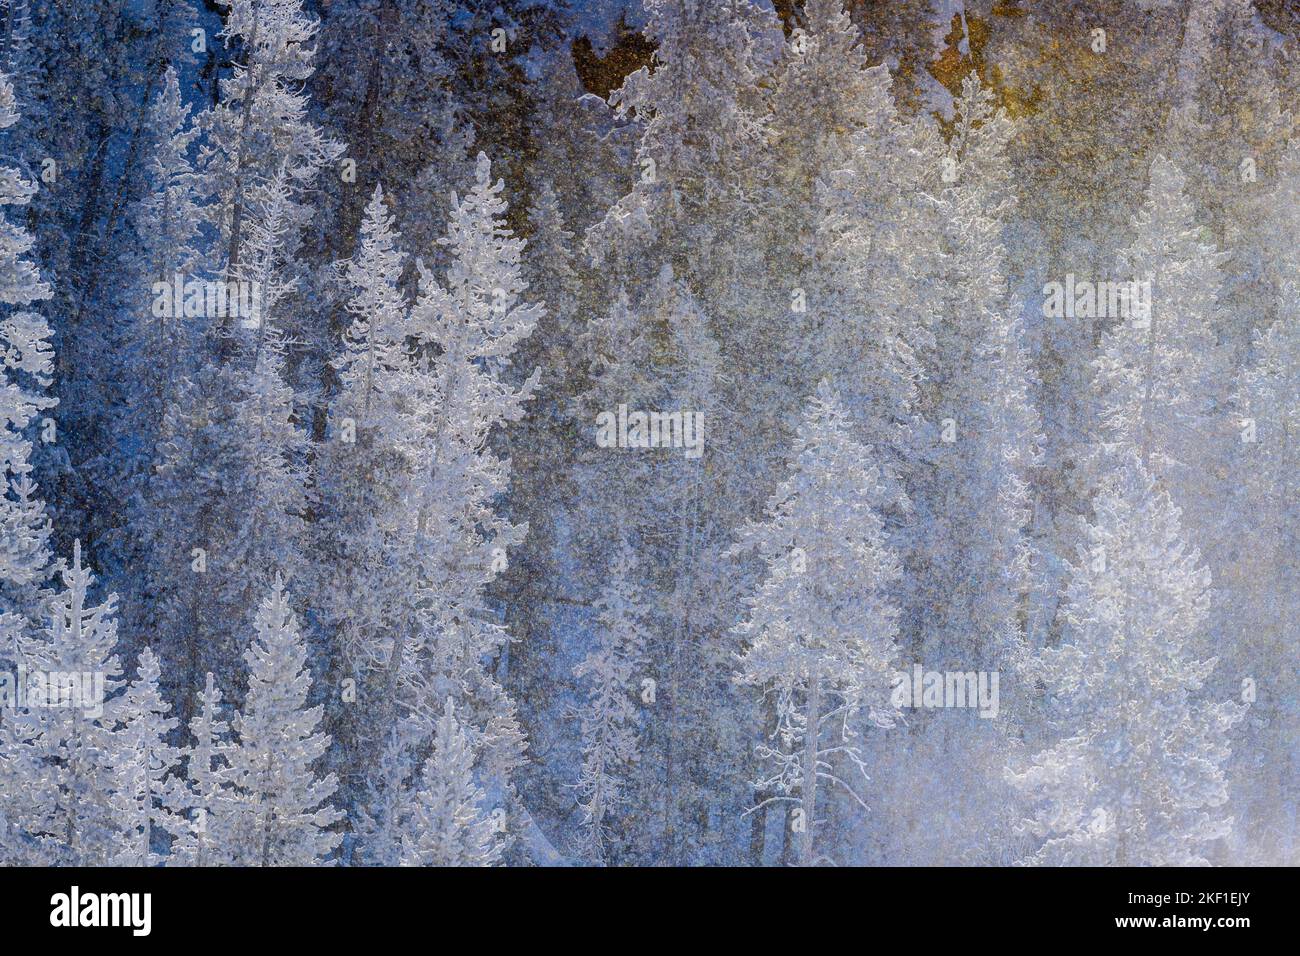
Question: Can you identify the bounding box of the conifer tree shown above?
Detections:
[0,69,54,609]
[730,383,901,867]
[574,267,745,864]
[1092,155,1232,547]
[400,698,503,867]
[312,184,412,817]
[113,65,203,515]
[0,542,125,864]
[904,73,1039,671]
[1166,0,1292,368]
[105,647,179,866]
[356,153,540,854]
[225,576,342,866]
[1008,449,1243,866]
[199,0,344,300]
[144,0,337,709]
[164,672,237,867]
[573,542,647,863]
[352,720,425,867]
[1216,299,1300,863]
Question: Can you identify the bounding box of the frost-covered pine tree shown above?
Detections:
[1216,297,1300,864]
[804,46,938,506]
[0,69,54,609]
[768,0,931,435]
[143,172,311,714]
[105,647,179,866]
[166,4,336,635]
[141,0,339,716]
[164,672,237,867]
[500,177,590,779]
[225,576,342,866]
[769,0,882,193]
[855,74,1040,867]
[312,183,412,816]
[730,383,901,867]
[211,177,312,620]
[589,0,775,258]
[988,2,1184,680]
[118,67,202,444]
[108,67,204,636]
[5,1,191,551]
[0,542,125,865]
[315,180,411,545]
[581,0,776,427]
[400,698,503,868]
[1165,0,1292,369]
[1085,155,1239,733]
[198,0,343,306]
[1210,141,1300,863]
[1092,155,1232,544]
[574,266,748,864]
[905,73,1039,671]
[1008,448,1243,866]
[573,541,647,864]
[351,719,427,867]
[357,153,540,853]
[330,185,411,434]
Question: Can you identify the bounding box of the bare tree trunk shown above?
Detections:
[749,690,777,864]
[799,679,821,867]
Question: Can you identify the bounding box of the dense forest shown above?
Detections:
[0,0,1296,866]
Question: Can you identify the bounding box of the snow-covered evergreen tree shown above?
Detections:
[905,73,1039,672]
[354,153,540,855]
[399,698,503,867]
[331,185,411,432]
[1165,0,1292,369]
[589,0,776,265]
[105,647,179,866]
[854,74,1041,867]
[802,42,940,510]
[574,266,749,864]
[1008,449,1243,866]
[144,1,335,708]
[1216,298,1300,864]
[0,69,53,607]
[5,0,192,565]
[730,383,901,867]
[0,70,56,863]
[0,542,124,865]
[107,67,206,656]
[141,314,310,715]
[1091,155,1232,545]
[164,672,237,867]
[312,183,412,818]
[198,0,343,304]
[573,541,647,863]
[224,575,342,866]
[116,64,203,497]
[351,719,426,867]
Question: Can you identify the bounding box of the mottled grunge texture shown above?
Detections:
[0,0,1294,867]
